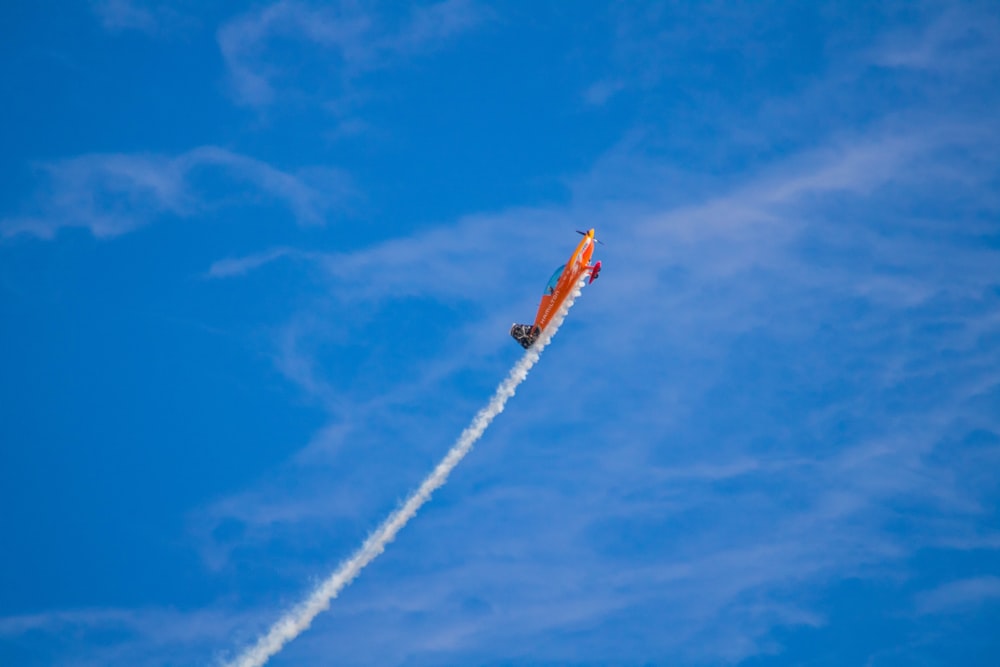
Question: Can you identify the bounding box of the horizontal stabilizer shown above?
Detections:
[589,260,602,283]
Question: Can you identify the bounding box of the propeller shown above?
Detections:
[576,230,605,245]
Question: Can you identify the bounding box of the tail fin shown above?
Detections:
[510,323,541,349]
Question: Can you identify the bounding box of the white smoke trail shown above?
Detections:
[226,279,588,667]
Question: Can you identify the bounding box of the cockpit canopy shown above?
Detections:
[544,264,566,295]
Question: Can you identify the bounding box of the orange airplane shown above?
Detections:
[510,229,602,348]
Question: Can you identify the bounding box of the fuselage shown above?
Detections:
[532,229,596,332]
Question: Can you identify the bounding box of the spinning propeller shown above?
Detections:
[576,230,605,245]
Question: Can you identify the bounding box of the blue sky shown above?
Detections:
[1,1,999,665]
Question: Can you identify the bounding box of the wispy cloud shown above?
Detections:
[7,4,998,665]
[871,4,1000,73]
[92,0,158,33]
[218,0,485,107]
[915,576,1000,615]
[207,247,301,278]
[582,78,625,106]
[1,147,352,239]
[190,108,1000,663]
[226,282,585,666]
[90,0,194,36]
[8,116,998,663]
[0,606,253,667]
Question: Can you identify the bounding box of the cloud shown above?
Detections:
[7,115,999,665]
[871,4,1000,73]
[1,147,352,240]
[91,0,158,33]
[8,4,999,665]
[187,107,1000,664]
[217,0,485,107]
[225,287,585,666]
[90,0,195,36]
[916,576,1000,615]
[0,606,256,667]
[582,78,625,106]
[206,247,301,278]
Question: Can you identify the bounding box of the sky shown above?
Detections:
[1,1,999,665]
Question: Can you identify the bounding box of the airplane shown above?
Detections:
[510,229,602,349]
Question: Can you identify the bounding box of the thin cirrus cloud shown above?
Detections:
[915,576,1000,615]
[1,111,996,665]
[0,146,352,240]
[0,605,257,667]
[206,246,303,279]
[187,108,1000,664]
[3,3,998,665]
[870,5,1000,72]
[90,0,195,36]
[218,0,485,107]
[91,0,159,33]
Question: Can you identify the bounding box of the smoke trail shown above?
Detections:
[226,279,587,667]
